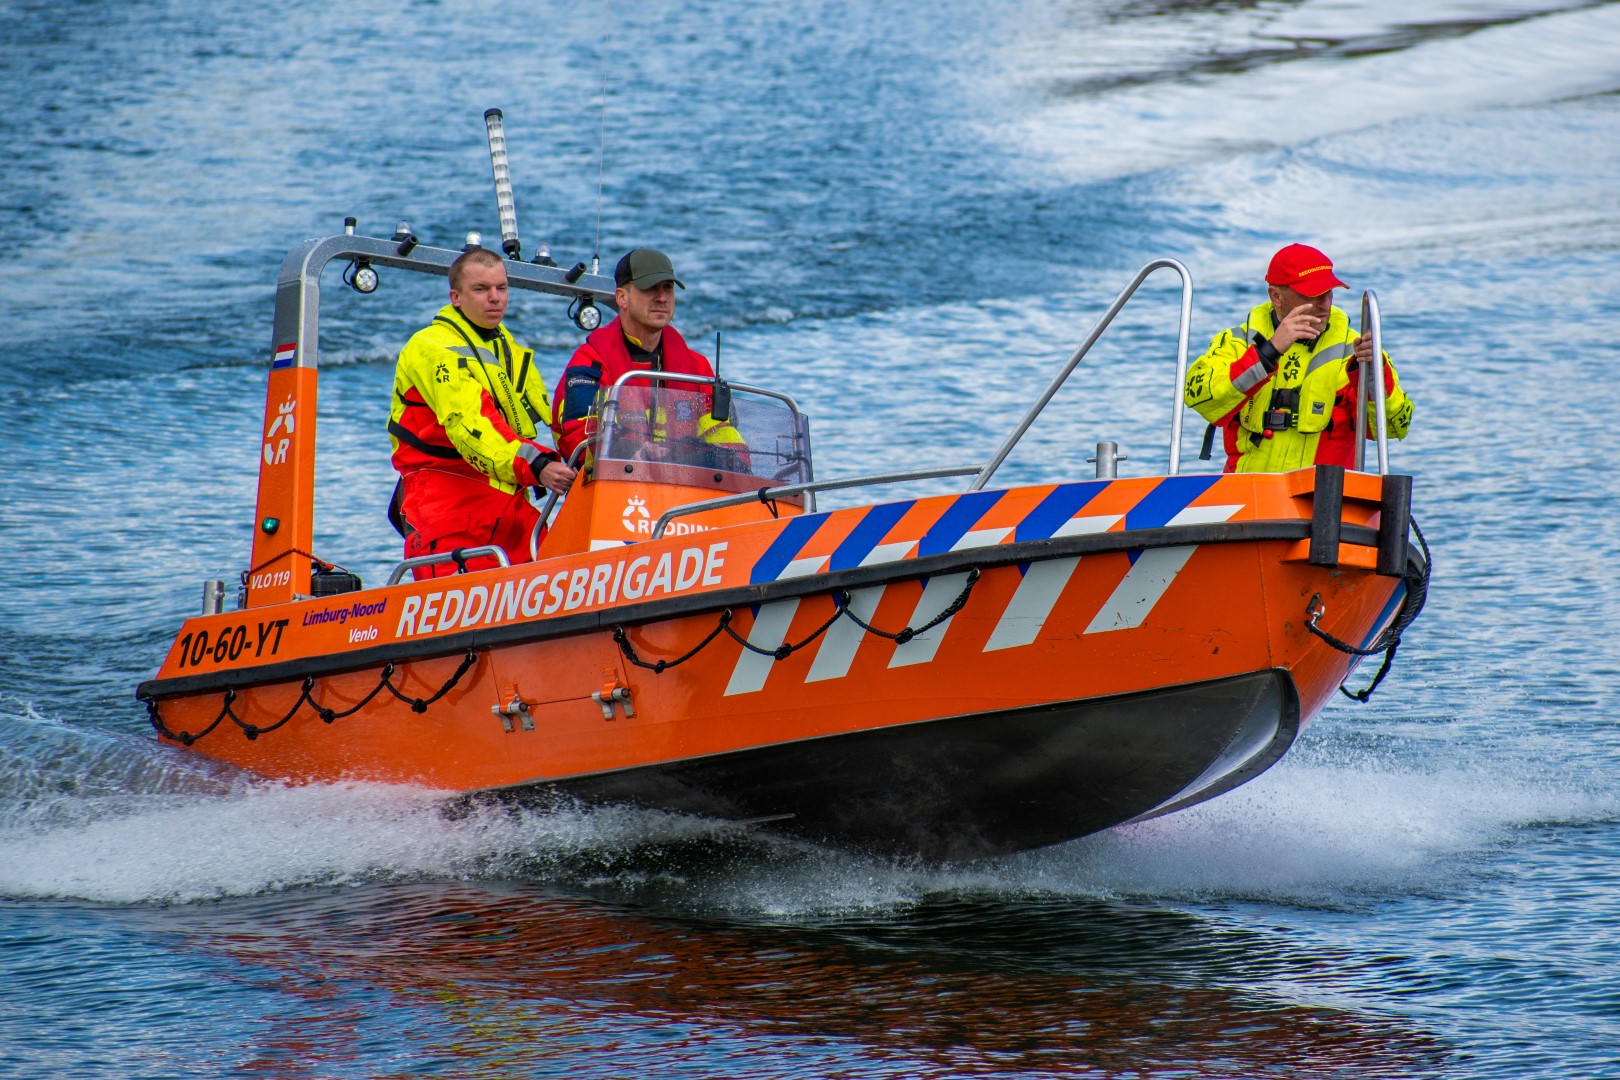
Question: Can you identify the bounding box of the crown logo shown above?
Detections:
[623,495,650,532]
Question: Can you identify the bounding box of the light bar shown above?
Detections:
[483,108,522,259]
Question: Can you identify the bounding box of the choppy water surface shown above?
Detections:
[3,2,1619,1077]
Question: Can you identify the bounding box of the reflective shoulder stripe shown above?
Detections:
[433,316,498,366]
[387,418,461,459]
[1305,340,1356,375]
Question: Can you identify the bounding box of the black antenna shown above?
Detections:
[710,331,732,423]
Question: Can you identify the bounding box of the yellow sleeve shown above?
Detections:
[1362,354,1414,440]
[396,328,530,486]
[1184,325,1257,424]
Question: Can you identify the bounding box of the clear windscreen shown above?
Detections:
[594,383,813,486]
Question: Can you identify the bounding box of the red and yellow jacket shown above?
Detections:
[1184,301,1414,473]
[388,305,559,493]
[552,318,743,462]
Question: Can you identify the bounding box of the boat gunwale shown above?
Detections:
[137,517,1397,700]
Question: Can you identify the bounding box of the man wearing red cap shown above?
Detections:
[1184,244,1414,472]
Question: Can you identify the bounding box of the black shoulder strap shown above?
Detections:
[388,418,460,459]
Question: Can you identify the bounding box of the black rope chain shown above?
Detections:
[143,649,480,745]
[1305,518,1432,702]
[614,568,982,673]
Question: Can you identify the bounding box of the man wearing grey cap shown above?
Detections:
[552,247,745,464]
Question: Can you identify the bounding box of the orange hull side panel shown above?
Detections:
[145,471,1404,791]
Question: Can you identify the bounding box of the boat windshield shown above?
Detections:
[594,383,813,486]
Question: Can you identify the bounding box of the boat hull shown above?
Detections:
[139,468,1420,861]
[525,669,1298,862]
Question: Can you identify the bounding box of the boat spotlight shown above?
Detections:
[344,259,379,294]
[392,220,418,257]
[570,296,602,331]
[463,231,483,252]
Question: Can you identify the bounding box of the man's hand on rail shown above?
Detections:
[538,460,577,494]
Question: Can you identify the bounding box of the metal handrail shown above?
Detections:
[599,370,815,511]
[386,545,510,586]
[970,258,1194,490]
[1354,289,1391,476]
[651,466,981,541]
[527,441,591,561]
[600,369,804,416]
[596,371,805,492]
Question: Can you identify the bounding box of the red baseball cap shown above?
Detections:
[1265,244,1346,297]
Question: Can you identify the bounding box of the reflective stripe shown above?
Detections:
[1231,358,1269,394]
[446,344,499,365]
[1306,341,1355,375]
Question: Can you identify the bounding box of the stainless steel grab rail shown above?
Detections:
[970,258,1194,490]
[1354,289,1391,476]
[386,545,509,586]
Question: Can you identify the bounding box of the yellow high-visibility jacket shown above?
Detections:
[1184,302,1414,472]
[389,305,558,493]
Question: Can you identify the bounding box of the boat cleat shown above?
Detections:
[492,694,535,733]
[591,685,634,720]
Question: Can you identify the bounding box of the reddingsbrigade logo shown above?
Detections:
[623,495,650,533]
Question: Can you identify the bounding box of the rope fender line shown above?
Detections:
[143,649,481,745]
[615,568,982,673]
[1305,517,1432,703]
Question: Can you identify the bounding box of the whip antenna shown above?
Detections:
[483,108,528,261]
[592,6,610,275]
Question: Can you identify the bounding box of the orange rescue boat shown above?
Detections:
[137,226,1428,862]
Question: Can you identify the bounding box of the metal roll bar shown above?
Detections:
[970,258,1194,490]
[269,235,617,373]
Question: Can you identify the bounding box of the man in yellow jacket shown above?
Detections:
[388,248,575,578]
[1184,243,1414,472]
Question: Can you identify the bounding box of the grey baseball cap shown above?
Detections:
[614,248,685,290]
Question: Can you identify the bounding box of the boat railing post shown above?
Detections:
[1357,289,1391,475]
[968,258,1193,491]
[529,441,591,561]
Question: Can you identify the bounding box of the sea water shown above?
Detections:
[2,2,1618,1076]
